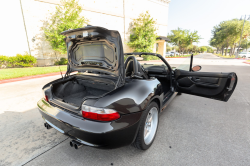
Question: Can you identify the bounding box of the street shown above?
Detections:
[0,54,250,166]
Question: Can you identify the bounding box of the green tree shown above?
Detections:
[172,46,179,52]
[128,11,158,53]
[189,45,200,53]
[200,46,207,53]
[166,43,172,52]
[167,28,201,55]
[240,37,250,51]
[206,47,213,53]
[210,19,250,56]
[43,0,88,54]
[201,46,213,53]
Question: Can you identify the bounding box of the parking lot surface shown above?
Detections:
[0,54,250,166]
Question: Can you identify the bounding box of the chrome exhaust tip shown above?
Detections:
[69,140,83,149]
[74,142,83,149]
[44,122,52,129]
[69,141,74,147]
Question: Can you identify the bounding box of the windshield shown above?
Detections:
[124,54,192,71]
[166,55,191,71]
[124,54,167,69]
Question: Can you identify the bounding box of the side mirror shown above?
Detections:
[192,65,202,72]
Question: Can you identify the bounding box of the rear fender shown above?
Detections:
[94,79,163,114]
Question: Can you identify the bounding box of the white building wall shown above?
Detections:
[0,0,170,59]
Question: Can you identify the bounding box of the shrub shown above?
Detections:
[55,58,68,65]
[142,55,158,61]
[0,53,37,68]
[0,55,8,66]
[14,54,37,67]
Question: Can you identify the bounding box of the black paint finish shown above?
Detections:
[175,69,237,101]
[37,27,238,149]
[38,98,143,149]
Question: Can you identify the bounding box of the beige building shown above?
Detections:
[0,0,170,66]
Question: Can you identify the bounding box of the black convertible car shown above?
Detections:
[38,26,237,150]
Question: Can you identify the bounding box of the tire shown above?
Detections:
[132,102,159,150]
[177,92,182,95]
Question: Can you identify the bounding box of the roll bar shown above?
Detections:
[124,56,140,76]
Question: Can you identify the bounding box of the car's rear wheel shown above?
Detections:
[132,102,159,150]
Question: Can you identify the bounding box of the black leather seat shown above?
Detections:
[125,58,148,79]
[125,60,134,77]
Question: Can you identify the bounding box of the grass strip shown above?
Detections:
[0,66,67,80]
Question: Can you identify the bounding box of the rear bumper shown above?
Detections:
[37,98,142,149]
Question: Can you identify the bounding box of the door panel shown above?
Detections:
[192,77,219,84]
[174,69,237,102]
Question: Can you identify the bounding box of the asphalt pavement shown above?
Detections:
[0,54,250,166]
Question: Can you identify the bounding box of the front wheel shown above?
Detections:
[132,102,159,150]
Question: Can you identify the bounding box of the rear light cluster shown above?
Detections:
[81,105,120,122]
[45,95,49,102]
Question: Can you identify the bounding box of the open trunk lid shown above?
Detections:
[61,26,125,87]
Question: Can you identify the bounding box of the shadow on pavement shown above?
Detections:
[0,108,67,166]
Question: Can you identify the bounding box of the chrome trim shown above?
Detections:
[45,119,64,133]
[75,138,96,147]
[50,99,79,110]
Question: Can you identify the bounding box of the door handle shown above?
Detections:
[187,77,219,88]
[189,77,200,82]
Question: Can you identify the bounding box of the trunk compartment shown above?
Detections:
[52,75,115,107]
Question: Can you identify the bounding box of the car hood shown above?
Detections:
[61,26,125,86]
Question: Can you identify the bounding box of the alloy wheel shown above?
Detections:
[144,107,158,145]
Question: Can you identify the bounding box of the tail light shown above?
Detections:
[81,105,120,122]
[45,95,49,102]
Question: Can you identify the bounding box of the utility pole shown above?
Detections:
[236,15,246,58]
[20,0,31,56]
[247,41,248,52]
[236,15,250,58]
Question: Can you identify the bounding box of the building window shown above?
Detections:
[156,43,159,52]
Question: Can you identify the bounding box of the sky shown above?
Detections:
[167,0,250,47]
[0,1,29,56]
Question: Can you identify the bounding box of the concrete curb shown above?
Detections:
[215,55,247,60]
[165,57,188,58]
[0,71,66,84]
[243,61,250,65]
[165,54,199,59]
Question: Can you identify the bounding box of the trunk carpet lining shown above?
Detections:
[52,78,114,107]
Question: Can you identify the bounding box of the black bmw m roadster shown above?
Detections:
[38,26,237,150]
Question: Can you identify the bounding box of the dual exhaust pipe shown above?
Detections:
[44,122,83,149]
[44,122,52,129]
[70,140,83,149]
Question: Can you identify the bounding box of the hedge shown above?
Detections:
[0,53,37,68]
[54,58,68,65]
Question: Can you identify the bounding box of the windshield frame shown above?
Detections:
[124,52,172,72]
